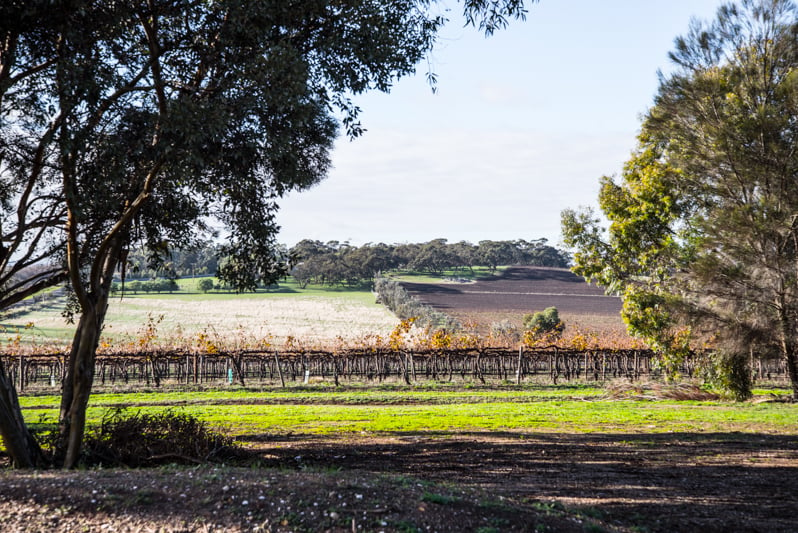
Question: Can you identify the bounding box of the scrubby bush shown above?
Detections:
[523,307,565,337]
[198,278,215,293]
[81,409,245,467]
[373,275,460,331]
[126,280,143,293]
[490,320,521,343]
[699,349,752,401]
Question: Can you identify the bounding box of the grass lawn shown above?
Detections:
[19,384,798,439]
[7,383,798,533]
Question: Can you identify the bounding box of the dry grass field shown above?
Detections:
[2,292,400,348]
[3,266,626,349]
[102,296,400,343]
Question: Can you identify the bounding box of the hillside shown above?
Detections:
[401,266,624,332]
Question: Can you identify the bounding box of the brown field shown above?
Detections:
[402,266,626,334]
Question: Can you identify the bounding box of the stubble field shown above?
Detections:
[2,287,400,347]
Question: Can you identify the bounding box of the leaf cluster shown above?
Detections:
[562,0,798,398]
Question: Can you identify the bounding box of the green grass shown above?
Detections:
[120,276,372,299]
[19,385,798,438]
[0,323,76,343]
[17,384,606,408]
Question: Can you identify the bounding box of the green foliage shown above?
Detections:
[81,408,242,467]
[523,307,565,337]
[562,0,798,398]
[700,350,753,402]
[289,238,568,289]
[122,279,181,294]
[126,281,143,294]
[197,278,215,293]
[125,244,222,280]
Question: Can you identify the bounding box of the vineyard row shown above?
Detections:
[3,347,790,391]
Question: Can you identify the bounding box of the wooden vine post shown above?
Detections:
[273,350,285,388]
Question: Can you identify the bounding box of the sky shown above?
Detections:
[275,0,725,249]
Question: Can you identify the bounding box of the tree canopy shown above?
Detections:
[562,0,798,399]
[289,238,568,287]
[0,0,533,468]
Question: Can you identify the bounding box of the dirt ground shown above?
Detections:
[256,432,798,532]
[401,266,626,333]
[2,431,797,532]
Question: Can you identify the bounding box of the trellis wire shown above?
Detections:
[2,347,790,390]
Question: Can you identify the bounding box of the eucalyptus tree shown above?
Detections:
[0,0,533,468]
[409,238,457,274]
[477,239,517,271]
[562,0,798,398]
[0,1,70,312]
[516,238,569,267]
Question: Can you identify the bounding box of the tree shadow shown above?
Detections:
[245,430,798,533]
[2,431,796,532]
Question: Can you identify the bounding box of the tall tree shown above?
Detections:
[562,0,798,399]
[0,2,70,312]
[0,0,533,468]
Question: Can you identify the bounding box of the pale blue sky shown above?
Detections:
[276,1,724,248]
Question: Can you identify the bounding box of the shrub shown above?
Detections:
[373,275,460,331]
[198,278,215,293]
[81,409,246,467]
[699,349,752,401]
[523,307,565,338]
[126,280,143,293]
[490,320,521,343]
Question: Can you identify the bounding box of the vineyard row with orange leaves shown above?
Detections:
[4,346,790,392]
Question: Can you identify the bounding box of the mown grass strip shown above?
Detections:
[23,394,798,437]
[17,385,607,409]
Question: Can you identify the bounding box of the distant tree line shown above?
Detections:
[119,238,568,289]
[124,245,224,280]
[289,238,569,288]
[112,279,179,295]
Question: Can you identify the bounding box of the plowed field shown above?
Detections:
[402,266,625,332]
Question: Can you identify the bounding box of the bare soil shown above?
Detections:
[401,266,626,332]
[2,431,797,532]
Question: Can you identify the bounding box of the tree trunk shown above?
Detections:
[0,358,46,468]
[776,305,798,400]
[784,347,798,400]
[58,300,106,468]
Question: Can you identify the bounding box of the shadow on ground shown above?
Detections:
[247,431,798,533]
